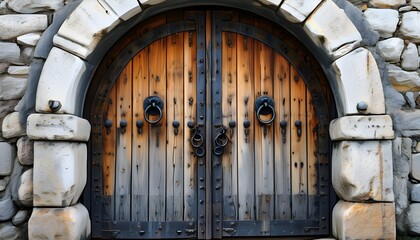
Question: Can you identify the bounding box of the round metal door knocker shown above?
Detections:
[143,96,164,124]
[254,96,276,125]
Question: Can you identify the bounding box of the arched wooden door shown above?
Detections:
[86,10,334,239]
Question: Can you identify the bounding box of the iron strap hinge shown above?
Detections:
[223,227,236,236]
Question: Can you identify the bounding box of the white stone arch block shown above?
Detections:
[330,115,394,140]
[278,0,322,23]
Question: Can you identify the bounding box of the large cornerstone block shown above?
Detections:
[332,141,393,201]
[330,115,394,140]
[33,142,87,207]
[29,203,91,240]
[333,200,395,240]
[27,114,91,142]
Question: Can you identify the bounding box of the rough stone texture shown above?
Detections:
[18,168,33,206]
[329,115,394,140]
[17,136,33,166]
[0,63,10,74]
[387,64,420,92]
[0,177,9,192]
[332,140,394,201]
[33,141,87,207]
[0,222,26,240]
[7,0,64,13]
[102,0,141,20]
[27,114,91,142]
[278,0,322,23]
[412,184,420,202]
[370,0,406,8]
[7,66,30,75]
[332,201,396,239]
[376,37,405,63]
[412,153,420,181]
[0,142,15,176]
[19,46,34,65]
[0,100,18,120]
[2,112,26,139]
[12,210,30,226]
[0,14,48,40]
[0,197,18,221]
[35,47,87,114]
[412,0,420,9]
[29,204,91,239]
[407,204,420,234]
[0,42,20,63]
[0,74,28,100]
[363,8,399,38]
[303,0,363,60]
[399,12,420,43]
[16,32,41,47]
[331,47,385,116]
[401,42,419,71]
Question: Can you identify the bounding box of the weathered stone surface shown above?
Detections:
[0,63,10,74]
[0,222,24,240]
[412,153,420,181]
[330,115,394,140]
[0,14,48,40]
[376,37,404,63]
[2,112,25,139]
[27,114,91,142]
[103,0,141,20]
[399,5,414,12]
[363,8,399,38]
[278,0,322,23]
[0,74,27,100]
[399,12,420,43]
[29,203,91,239]
[0,197,18,221]
[331,47,385,115]
[19,46,34,65]
[12,210,30,226]
[18,168,33,206]
[54,0,122,58]
[16,32,41,46]
[387,64,420,92]
[412,0,420,9]
[35,47,87,114]
[407,204,420,234]
[304,0,363,59]
[0,42,20,63]
[402,42,419,71]
[258,0,282,8]
[412,184,420,202]
[0,142,15,176]
[332,140,393,201]
[139,0,167,6]
[370,0,406,8]
[33,141,87,207]
[17,136,33,165]
[7,66,30,75]
[393,137,410,232]
[0,177,9,192]
[332,201,395,239]
[8,0,64,13]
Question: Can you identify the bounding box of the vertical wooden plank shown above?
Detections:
[236,33,255,221]
[273,52,292,220]
[166,32,184,221]
[115,61,133,221]
[307,89,319,219]
[131,48,150,221]
[148,38,167,222]
[290,66,308,219]
[183,30,197,221]
[254,39,275,221]
[102,85,117,221]
[222,32,238,220]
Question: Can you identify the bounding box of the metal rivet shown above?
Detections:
[48,100,61,112]
[357,101,368,112]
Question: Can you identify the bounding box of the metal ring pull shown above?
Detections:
[254,96,276,125]
[143,96,164,124]
[215,133,229,147]
[191,133,204,148]
[213,145,225,156]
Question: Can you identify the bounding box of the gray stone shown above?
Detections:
[402,42,419,71]
[412,0,420,9]
[387,64,420,92]
[0,74,28,100]
[370,0,406,8]
[363,8,399,38]
[0,14,48,40]
[2,112,26,139]
[12,210,30,226]
[19,47,34,65]
[17,32,41,46]
[413,153,420,181]
[18,168,32,206]
[0,177,9,192]
[0,222,23,240]
[399,12,420,43]
[399,5,414,12]
[407,203,420,234]
[0,142,15,176]
[0,42,20,63]
[412,184,420,202]
[377,38,405,63]
[0,63,10,74]
[8,0,64,13]
[404,92,416,109]
[0,100,19,121]
[7,66,30,75]
[17,136,33,166]
[0,197,18,221]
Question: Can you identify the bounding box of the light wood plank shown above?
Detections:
[307,89,319,219]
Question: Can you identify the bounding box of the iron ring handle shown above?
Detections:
[195,147,205,157]
[215,132,229,147]
[144,102,163,124]
[191,133,204,148]
[256,103,276,125]
[213,145,225,156]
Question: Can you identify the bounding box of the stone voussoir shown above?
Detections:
[29,203,91,240]
[330,115,394,140]
[332,200,396,239]
[27,113,91,142]
[278,0,322,23]
[35,47,87,114]
[332,140,394,202]
[33,141,87,207]
[331,47,385,116]
[102,0,141,21]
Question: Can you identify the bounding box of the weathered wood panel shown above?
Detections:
[307,89,319,219]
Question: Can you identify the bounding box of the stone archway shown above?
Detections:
[27,0,396,239]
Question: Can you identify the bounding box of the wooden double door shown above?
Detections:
[87,10,333,239]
